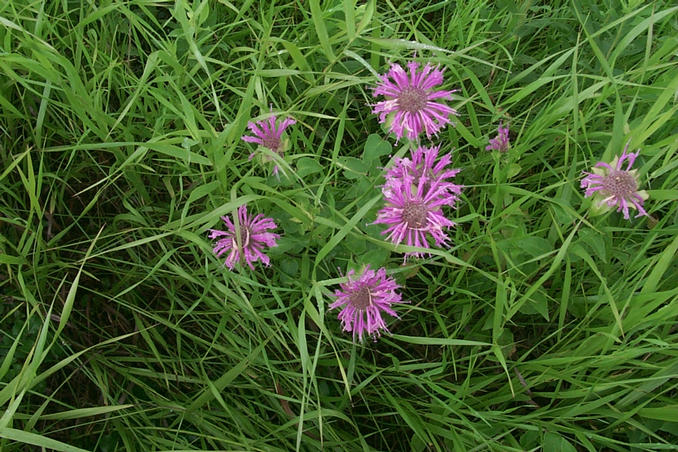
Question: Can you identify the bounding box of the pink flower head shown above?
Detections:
[374,172,457,261]
[580,142,649,220]
[383,145,463,206]
[209,204,280,270]
[330,265,405,342]
[486,122,510,152]
[241,113,296,175]
[372,61,458,142]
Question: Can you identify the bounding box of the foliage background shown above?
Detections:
[1,0,677,450]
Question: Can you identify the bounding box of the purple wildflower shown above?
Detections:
[209,204,280,270]
[330,266,405,342]
[580,143,649,220]
[374,172,457,260]
[241,113,296,175]
[372,61,458,142]
[383,145,463,205]
[486,122,510,152]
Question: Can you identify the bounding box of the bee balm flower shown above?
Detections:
[486,122,510,152]
[209,205,280,269]
[241,113,296,176]
[372,61,458,142]
[374,174,457,260]
[580,143,649,220]
[376,145,461,260]
[330,266,405,342]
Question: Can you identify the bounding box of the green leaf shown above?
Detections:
[314,195,380,266]
[362,134,392,162]
[507,163,521,179]
[642,234,678,294]
[356,243,390,269]
[392,335,490,347]
[338,156,369,179]
[507,223,579,320]
[342,0,356,40]
[58,224,104,335]
[638,405,678,422]
[0,253,24,265]
[309,0,335,61]
[516,236,552,258]
[296,157,324,178]
[647,189,678,201]
[577,228,607,262]
[37,405,134,421]
[519,290,549,321]
[542,432,577,452]
[188,335,272,411]
[0,427,89,452]
[281,258,299,277]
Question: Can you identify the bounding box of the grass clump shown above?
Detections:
[1,0,677,450]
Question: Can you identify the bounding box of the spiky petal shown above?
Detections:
[383,145,463,206]
[330,266,405,342]
[209,204,280,270]
[580,142,649,220]
[372,61,458,142]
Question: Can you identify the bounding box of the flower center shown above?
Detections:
[234,227,250,249]
[397,87,428,113]
[402,201,428,229]
[601,170,637,197]
[262,136,281,152]
[349,285,372,310]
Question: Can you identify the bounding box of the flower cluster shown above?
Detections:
[207,57,652,343]
[375,145,462,260]
[324,63,463,339]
